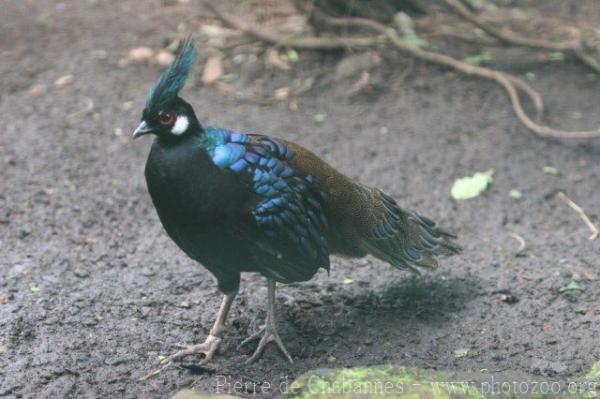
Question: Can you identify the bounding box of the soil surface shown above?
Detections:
[1,1,599,398]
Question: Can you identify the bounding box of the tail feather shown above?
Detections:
[360,190,461,272]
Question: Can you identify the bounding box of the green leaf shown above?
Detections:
[559,281,584,293]
[451,169,494,200]
[543,166,559,175]
[403,34,429,49]
[286,49,299,63]
[464,53,492,66]
[549,52,565,62]
[509,189,523,199]
[313,113,327,124]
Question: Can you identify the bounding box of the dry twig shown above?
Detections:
[209,2,600,139]
[305,9,600,139]
[508,232,527,255]
[442,0,600,74]
[557,192,599,241]
[206,3,384,50]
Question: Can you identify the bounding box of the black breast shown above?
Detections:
[144,138,253,292]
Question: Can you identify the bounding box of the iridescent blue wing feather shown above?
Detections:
[202,127,330,282]
[146,37,196,113]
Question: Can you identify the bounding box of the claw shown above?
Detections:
[160,334,222,365]
[239,325,294,364]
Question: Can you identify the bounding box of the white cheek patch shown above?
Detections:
[171,115,189,135]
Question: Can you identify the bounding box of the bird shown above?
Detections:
[133,38,461,365]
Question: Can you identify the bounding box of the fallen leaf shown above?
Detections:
[313,113,327,124]
[335,52,380,79]
[582,269,599,281]
[343,278,354,284]
[451,169,494,200]
[509,189,523,200]
[202,55,223,86]
[54,74,74,88]
[274,87,290,101]
[30,285,41,293]
[549,52,565,62]
[286,49,299,63]
[559,281,584,293]
[265,48,290,71]
[127,46,154,62]
[454,348,469,358]
[543,166,559,175]
[465,54,493,65]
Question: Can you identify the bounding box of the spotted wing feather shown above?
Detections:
[204,127,330,283]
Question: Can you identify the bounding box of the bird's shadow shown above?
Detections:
[280,275,480,343]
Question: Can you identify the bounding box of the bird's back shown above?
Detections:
[279,138,461,270]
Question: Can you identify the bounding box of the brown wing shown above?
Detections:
[278,139,461,271]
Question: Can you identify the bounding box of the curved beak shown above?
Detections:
[133,120,154,139]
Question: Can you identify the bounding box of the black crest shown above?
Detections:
[145,37,196,113]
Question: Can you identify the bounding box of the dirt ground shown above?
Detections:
[1,1,600,398]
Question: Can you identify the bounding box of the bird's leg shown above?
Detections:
[238,279,293,364]
[160,289,237,365]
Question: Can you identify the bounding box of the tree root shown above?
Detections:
[441,0,600,74]
[208,2,600,140]
[205,3,384,50]
[557,192,599,241]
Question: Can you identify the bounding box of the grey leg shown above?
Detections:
[160,289,237,365]
[238,279,293,364]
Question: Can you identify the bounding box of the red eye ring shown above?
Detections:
[159,112,176,125]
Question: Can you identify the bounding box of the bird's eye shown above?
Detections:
[159,112,176,125]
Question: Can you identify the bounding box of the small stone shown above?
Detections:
[202,55,223,86]
[499,293,518,304]
[73,267,89,278]
[141,307,152,318]
[27,83,46,96]
[327,356,337,363]
[530,358,567,376]
[155,50,175,67]
[54,74,74,88]
[178,301,191,309]
[141,268,155,277]
[127,46,154,63]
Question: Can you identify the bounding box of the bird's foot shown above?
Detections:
[238,324,293,364]
[160,334,222,365]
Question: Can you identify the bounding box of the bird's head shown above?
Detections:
[133,37,199,141]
